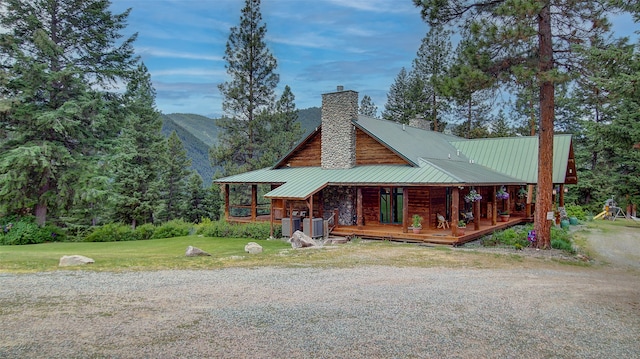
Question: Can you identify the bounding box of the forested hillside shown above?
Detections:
[161,114,216,186]
[160,108,321,186]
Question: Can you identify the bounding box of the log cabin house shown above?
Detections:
[214,87,577,245]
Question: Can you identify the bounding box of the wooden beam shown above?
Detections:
[491,186,497,226]
[251,184,257,221]
[451,187,459,237]
[474,198,480,231]
[308,195,314,238]
[402,187,409,233]
[357,187,363,229]
[559,184,565,207]
[224,184,230,221]
[270,198,274,238]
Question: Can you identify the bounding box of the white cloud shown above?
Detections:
[138,47,222,62]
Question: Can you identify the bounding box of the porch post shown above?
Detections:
[357,187,364,229]
[308,196,314,238]
[526,184,534,218]
[452,187,459,237]
[270,198,274,238]
[251,184,257,221]
[224,184,230,221]
[288,201,293,237]
[402,187,409,233]
[474,197,480,231]
[491,186,497,226]
[559,184,565,207]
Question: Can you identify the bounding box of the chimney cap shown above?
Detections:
[336,85,344,91]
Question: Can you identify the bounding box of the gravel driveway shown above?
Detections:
[1,225,640,358]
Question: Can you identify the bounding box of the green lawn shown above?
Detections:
[0,236,293,273]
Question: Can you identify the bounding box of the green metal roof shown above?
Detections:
[449,135,573,183]
[355,115,469,165]
[214,115,574,199]
[217,162,524,200]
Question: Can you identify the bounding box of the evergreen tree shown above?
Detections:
[161,131,192,221]
[211,0,279,177]
[383,67,422,124]
[0,0,136,226]
[412,25,453,132]
[112,63,166,228]
[446,28,496,138]
[359,95,378,117]
[414,0,612,248]
[573,37,640,211]
[255,85,304,168]
[490,110,515,138]
[184,173,213,223]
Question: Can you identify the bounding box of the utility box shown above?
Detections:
[281,218,301,237]
[303,218,323,238]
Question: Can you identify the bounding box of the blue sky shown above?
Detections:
[109,0,637,118]
[109,0,428,117]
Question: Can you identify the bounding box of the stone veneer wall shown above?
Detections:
[321,89,358,169]
[409,117,430,131]
[322,186,356,225]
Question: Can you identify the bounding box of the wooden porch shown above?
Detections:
[331,215,530,246]
[228,213,530,246]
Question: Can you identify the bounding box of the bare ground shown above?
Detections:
[0,224,639,358]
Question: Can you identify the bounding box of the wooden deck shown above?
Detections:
[227,215,530,246]
[331,216,530,246]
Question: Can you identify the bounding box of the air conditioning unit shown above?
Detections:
[303,218,323,238]
[281,218,301,237]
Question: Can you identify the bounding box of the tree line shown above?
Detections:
[1,0,638,248]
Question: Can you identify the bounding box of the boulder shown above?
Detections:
[59,255,95,267]
[185,246,211,257]
[244,242,263,254]
[289,230,318,248]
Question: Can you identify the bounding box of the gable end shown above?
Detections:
[355,128,410,166]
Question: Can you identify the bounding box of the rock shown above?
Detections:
[289,230,318,248]
[244,242,263,254]
[59,255,95,267]
[185,246,211,257]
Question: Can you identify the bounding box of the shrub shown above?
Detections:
[0,217,66,245]
[197,220,280,239]
[488,225,531,248]
[565,204,587,221]
[151,219,193,239]
[85,223,136,242]
[133,223,156,241]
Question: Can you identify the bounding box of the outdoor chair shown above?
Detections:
[437,213,449,229]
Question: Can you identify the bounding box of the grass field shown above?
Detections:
[2,218,636,273]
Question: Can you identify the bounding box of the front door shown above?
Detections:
[380,187,403,224]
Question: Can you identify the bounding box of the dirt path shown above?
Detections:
[582,222,640,270]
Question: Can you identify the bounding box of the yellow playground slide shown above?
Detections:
[593,210,607,220]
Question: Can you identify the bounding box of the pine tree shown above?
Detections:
[412,25,453,132]
[161,131,192,221]
[414,0,612,248]
[359,95,378,118]
[256,85,304,168]
[383,67,421,124]
[446,28,496,138]
[212,0,279,177]
[112,63,166,228]
[0,0,136,226]
[184,173,213,223]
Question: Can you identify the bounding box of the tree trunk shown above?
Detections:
[535,2,554,249]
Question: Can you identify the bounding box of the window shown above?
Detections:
[380,187,403,224]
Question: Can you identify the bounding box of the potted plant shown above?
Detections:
[499,210,510,222]
[457,220,466,235]
[411,214,423,234]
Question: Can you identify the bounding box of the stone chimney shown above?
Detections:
[409,114,430,130]
[321,86,358,169]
